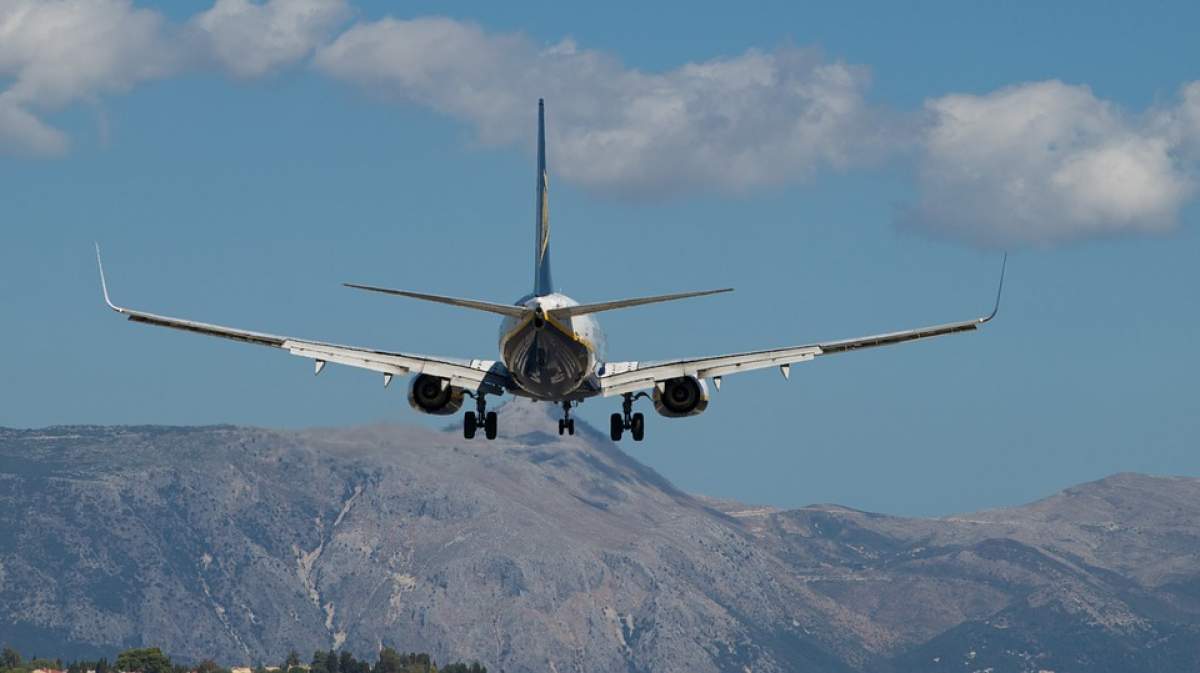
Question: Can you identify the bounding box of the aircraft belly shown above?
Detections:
[503,321,591,399]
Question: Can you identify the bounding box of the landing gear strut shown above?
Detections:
[610,392,647,442]
[463,393,498,440]
[558,401,576,436]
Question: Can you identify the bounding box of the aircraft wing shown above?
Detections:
[597,257,1006,398]
[96,248,509,393]
[596,317,988,397]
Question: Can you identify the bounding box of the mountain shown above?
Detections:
[2,400,1199,673]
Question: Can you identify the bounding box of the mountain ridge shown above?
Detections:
[2,403,1198,673]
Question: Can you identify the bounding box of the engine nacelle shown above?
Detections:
[407,374,465,415]
[652,376,710,418]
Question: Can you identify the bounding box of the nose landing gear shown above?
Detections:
[463,392,498,440]
[610,392,648,442]
[557,400,576,436]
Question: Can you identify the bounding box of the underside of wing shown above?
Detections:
[97,246,511,393]
[597,317,986,397]
[597,256,1006,397]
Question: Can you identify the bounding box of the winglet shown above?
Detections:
[982,253,1006,323]
[95,243,120,312]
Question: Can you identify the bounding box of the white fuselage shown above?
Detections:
[498,293,606,400]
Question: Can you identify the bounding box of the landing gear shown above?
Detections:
[463,393,498,440]
[610,393,648,442]
[484,411,498,440]
[630,412,645,442]
[610,413,623,441]
[557,401,576,436]
[464,412,477,439]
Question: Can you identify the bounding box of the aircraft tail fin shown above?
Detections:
[533,98,553,296]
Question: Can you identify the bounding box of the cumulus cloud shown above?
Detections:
[0,0,177,155]
[3,3,1199,249]
[902,81,1197,247]
[314,17,888,196]
[1154,81,1200,160]
[190,0,349,78]
[0,0,347,155]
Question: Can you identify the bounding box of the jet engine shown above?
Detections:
[407,374,465,415]
[652,376,710,418]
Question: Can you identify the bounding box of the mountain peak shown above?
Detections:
[2,425,1199,673]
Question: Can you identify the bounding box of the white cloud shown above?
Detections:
[190,0,350,79]
[1153,81,1200,160]
[902,81,1196,247]
[0,0,349,155]
[0,0,176,155]
[0,99,68,155]
[2,4,1198,249]
[314,17,887,196]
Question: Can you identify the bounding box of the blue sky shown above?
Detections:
[2,0,1199,516]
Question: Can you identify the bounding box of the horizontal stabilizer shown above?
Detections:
[550,288,733,319]
[343,283,529,318]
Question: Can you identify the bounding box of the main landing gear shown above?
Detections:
[463,392,497,440]
[610,392,647,442]
[558,401,576,436]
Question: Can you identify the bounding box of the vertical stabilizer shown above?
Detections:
[534,99,553,296]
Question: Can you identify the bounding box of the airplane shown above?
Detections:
[96,99,1005,442]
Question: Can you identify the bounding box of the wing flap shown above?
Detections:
[284,341,500,390]
[598,317,988,397]
[596,256,1006,397]
[125,311,287,348]
[97,246,509,392]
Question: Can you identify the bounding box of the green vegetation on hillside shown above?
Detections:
[0,647,483,673]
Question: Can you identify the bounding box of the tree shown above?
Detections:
[309,651,327,673]
[194,660,222,673]
[2,648,21,670]
[115,648,171,673]
[284,652,300,670]
[96,658,110,673]
[372,648,401,673]
[337,652,353,673]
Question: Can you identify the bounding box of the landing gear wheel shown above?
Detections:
[463,411,477,439]
[558,401,577,437]
[484,411,498,440]
[610,413,624,441]
[630,412,645,442]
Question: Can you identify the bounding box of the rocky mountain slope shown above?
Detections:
[2,400,1198,673]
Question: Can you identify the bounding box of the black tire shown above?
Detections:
[630,413,645,442]
[463,412,477,439]
[610,413,624,441]
[567,419,575,436]
[558,419,565,435]
[484,411,498,440]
